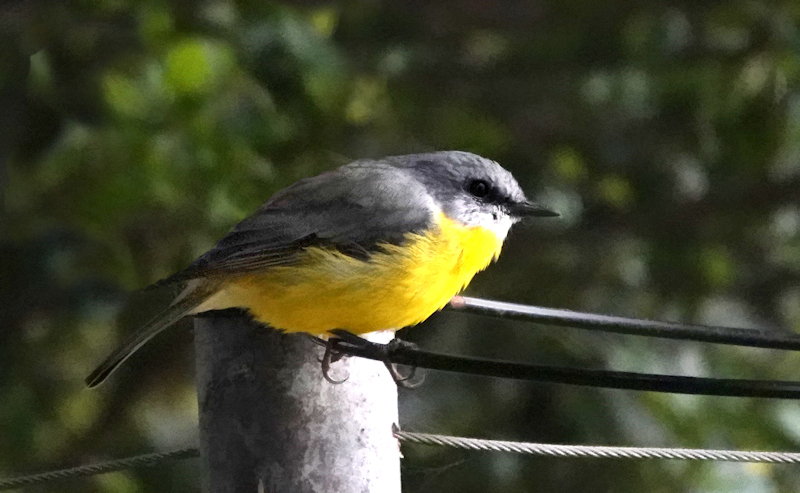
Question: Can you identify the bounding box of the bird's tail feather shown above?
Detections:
[85,284,214,388]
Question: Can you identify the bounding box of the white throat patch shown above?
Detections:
[471,210,515,241]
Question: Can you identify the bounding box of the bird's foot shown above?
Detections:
[384,338,425,388]
[328,329,424,388]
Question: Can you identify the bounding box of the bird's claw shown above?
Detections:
[321,338,349,384]
[305,334,349,384]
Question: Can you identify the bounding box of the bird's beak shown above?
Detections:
[508,201,560,218]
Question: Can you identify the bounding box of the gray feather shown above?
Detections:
[155,161,436,285]
[85,284,215,387]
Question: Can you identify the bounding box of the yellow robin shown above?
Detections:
[86,151,558,387]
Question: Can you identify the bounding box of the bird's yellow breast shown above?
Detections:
[201,213,505,334]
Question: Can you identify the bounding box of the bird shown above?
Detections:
[85,151,558,387]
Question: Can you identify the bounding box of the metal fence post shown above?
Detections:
[194,312,401,493]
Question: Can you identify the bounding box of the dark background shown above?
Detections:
[2,1,800,491]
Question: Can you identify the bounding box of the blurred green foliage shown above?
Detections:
[2,0,800,492]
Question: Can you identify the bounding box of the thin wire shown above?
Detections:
[5,427,800,489]
[447,296,800,351]
[329,333,800,399]
[393,428,800,464]
[0,448,200,491]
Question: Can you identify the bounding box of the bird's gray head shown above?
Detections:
[386,151,558,240]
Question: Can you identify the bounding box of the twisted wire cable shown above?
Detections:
[5,429,800,490]
[393,428,800,463]
[0,448,200,491]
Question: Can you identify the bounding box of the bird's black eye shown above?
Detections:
[468,180,491,198]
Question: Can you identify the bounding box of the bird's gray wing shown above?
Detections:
[154,162,435,286]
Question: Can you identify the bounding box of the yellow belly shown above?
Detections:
[199,213,504,334]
